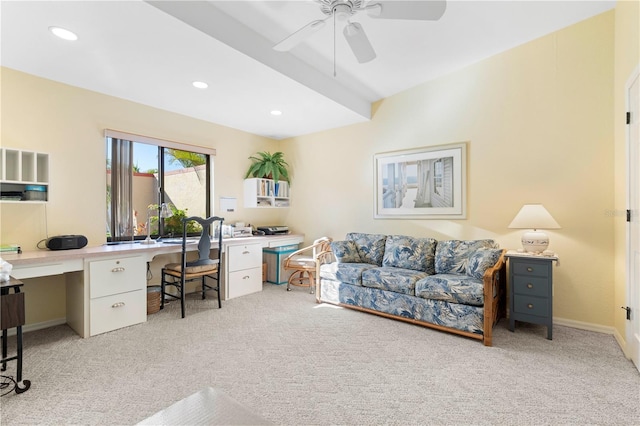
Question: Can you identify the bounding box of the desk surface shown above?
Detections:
[2,234,304,268]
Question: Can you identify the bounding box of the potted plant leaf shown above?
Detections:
[244,151,290,183]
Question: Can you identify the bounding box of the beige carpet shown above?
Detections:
[1,283,639,425]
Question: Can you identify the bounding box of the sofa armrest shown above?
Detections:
[482,250,507,346]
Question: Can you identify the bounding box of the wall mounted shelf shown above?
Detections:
[0,148,49,203]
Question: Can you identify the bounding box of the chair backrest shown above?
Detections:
[180,216,224,267]
[312,237,333,259]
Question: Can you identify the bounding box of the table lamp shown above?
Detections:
[141,203,173,244]
[508,204,560,253]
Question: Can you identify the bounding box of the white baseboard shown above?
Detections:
[553,316,616,334]
[612,329,628,357]
[4,318,66,337]
[550,317,630,357]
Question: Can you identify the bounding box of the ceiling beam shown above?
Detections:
[146,1,371,120]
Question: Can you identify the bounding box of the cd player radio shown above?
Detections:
[46,235,88,250]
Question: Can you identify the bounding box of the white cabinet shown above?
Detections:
[67,255,147,338]
[243,178,290,208]
[225,242,263,299]
[88,256,146,336]
[0,148,49,202]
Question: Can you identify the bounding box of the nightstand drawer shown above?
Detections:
[513,295,549,317]
[512,276,549,297]
[512,260,549,277]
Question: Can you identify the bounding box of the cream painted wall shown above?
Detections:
[283,11,616,327]
[0,9,624,331]
[0,68,286,324]
[613,1,640,346]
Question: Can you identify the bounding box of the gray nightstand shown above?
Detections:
[506,251,558,340]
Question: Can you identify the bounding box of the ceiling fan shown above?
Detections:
[273,0,447,64]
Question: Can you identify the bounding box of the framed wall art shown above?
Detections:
[374,142,467,219]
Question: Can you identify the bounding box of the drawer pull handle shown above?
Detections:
[243,275,250,280]
[242,251,250,255]
[112,302,126,308]
[112,267,125,273]
[527,303,534,309]
[526,267,533,272]
[527,283,533,289]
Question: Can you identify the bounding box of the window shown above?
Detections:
[105,130,214,242]
[433,158,443,196]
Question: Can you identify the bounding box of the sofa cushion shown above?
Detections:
[434,239,498,275]
[415,274,485,306]
[362,267,428,296]
[382,235,437,273]
[330,240,362,263]
[466,248,503,280]
[321,262,376,286]
[346,233,387,266]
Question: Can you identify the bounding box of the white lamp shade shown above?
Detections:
[508,204,560,253]
[508,204,560,230]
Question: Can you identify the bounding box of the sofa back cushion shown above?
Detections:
[382,235,437,273]
[466,248,503,280]
[435,239,498,275]
[345,233,387,266]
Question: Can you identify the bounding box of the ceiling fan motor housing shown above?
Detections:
[318,0,363,19]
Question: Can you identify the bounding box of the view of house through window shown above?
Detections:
[106,134,212,242]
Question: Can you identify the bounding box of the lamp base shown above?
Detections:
[521,230,549,253]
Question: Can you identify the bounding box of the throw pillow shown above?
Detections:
[345,233,387,266]
[435,239,498,275]
[331,240,362,263]
[466,248,503,280]
[382,235,437,273]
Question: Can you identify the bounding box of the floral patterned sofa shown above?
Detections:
[316,233,506,346]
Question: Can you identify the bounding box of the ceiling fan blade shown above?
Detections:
[273,19,328,52]
[343,22,376,64]
[366,0,446,21]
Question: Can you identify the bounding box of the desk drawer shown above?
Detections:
[227,244,262,272]
[227,267,262,299]
[90,290,146,336]
[513,295,549,317]
[512,276,549,297]
[90,256,145,299]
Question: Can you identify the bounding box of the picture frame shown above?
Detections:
[374,142,467,219]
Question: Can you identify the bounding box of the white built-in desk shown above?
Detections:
[2,234,303,338]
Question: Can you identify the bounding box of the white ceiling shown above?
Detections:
[1,0,615,140]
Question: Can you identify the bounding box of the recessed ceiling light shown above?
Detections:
[192,81,208,89]
[270,110,283,116]
[49,26,78,41]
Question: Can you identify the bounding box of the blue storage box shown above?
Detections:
[263,244,299,284]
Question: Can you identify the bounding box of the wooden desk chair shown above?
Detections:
[283,237,332,293]
[161,216,224,318]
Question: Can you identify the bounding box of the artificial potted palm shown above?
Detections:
[244,151,290,183]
